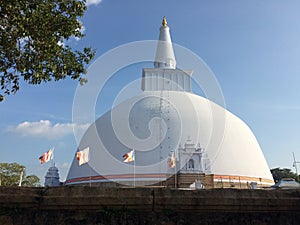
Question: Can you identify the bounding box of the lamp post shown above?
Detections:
[292,152,300,175]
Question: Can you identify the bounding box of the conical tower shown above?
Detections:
[154,17,176,69]
[142,17,193,92]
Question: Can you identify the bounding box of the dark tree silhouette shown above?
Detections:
[270,167,300,183]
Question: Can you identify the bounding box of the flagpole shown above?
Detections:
[175,166,177,189]
[89,164,92,188]
[52,147,55,167]
[88,148,91,187]
[174,151,177,189]
[51,147,54,186]
[134,150,136,188]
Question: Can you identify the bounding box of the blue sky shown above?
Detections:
[1,0,300,183]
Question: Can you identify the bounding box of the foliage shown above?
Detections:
[270,167,300,183]
[0,162,40,187]
[22,175,41,187]
[0,0,95,101]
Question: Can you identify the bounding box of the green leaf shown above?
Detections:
[0,0,96,100]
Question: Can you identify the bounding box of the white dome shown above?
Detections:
[66,91,274,186]
[66,18,274,187]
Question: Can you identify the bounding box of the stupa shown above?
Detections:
[65,17,274,188]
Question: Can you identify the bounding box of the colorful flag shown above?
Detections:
[123,150,135,162]
[76,147,89,166]
[39,148,53,164]
[168,151,176,168]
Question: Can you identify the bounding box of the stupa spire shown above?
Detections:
[154,17,176,69]
[162,16,167,26]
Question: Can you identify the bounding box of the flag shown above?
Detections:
[123,150,135,162]
[39,148,53,164]
[168,152,176,168]
[76,147,89,166]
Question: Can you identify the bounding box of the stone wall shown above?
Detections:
[0,186,300,224]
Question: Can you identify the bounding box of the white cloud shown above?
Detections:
[74,20,86,41]
[8,120,90,139]
[57,40,65,47]
[86,0,103,6]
